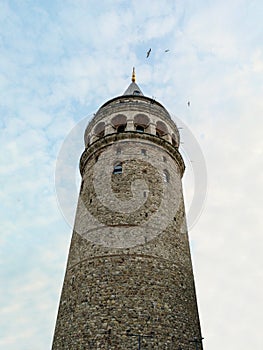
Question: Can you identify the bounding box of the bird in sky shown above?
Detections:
[187,101,191,107]
[164,49,170,52]
[146,48,151,58]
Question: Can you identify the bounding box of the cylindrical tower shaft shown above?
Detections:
[52,75,203,349]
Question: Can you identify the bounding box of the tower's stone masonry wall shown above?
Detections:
[52,133,203,349]
[53,250,201,349]
[76,137,183,250]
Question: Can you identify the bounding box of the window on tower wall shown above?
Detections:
[156,120,168,137]
[117,124,126,133]
[171,133,177,147]
[111,114,127,133]
[94,122,105,138]
[134,114,150,133]
[163,170,170,183]
[136,125,145,133]
[113,163,122,174]
[86,135,91,146]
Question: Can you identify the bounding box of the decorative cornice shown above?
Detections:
[80,131,185,177]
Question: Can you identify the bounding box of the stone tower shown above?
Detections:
[52,69,203,349]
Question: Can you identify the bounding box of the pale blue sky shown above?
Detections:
[1,1,263,349]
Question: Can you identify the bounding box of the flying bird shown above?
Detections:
[146,48,151,58]
[164,49,170,52]
[187,101,191,107]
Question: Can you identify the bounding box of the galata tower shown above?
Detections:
[52,69,203,349]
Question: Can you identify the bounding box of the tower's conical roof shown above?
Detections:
[123,68,144,96]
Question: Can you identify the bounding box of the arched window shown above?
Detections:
[86,135,91,146]
[163,170,170,183]
[113,163,122,174]
[156,121,168,137]
[134,114,150,133]
[136,125,145,133]
[94,122,105,138]
[117,124,126,133]
[111,114,127,133]
[172,133,177,147]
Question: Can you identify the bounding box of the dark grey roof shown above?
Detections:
[123,82,144,96]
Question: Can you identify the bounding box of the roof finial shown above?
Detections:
[132,67,136,82]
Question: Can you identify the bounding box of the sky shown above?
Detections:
[0,0,262,349]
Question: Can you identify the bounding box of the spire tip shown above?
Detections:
[132,67,136,82]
